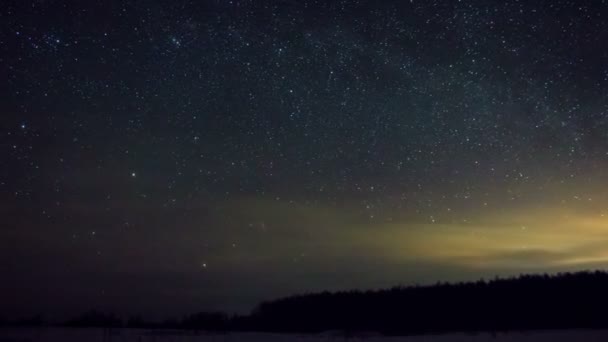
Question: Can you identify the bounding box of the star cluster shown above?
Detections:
[3,0,608,318]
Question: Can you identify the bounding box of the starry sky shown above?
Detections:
[3,0,608,319]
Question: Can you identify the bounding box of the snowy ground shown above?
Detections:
[2,328,608,342]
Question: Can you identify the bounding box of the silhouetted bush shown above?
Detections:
[12,315,46,327]
[63,310,122,328]
[126,315,147,328]
[180,312,230,331]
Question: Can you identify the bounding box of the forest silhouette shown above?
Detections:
[5,270,608,335]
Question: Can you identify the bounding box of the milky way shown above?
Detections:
[3,0,608,318]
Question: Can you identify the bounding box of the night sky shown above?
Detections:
[3,0,608,319]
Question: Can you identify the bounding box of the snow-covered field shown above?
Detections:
[2,328,608,342]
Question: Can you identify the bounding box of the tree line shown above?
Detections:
[6,270,608,335]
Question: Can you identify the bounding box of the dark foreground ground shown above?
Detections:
[3,328,608,342]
